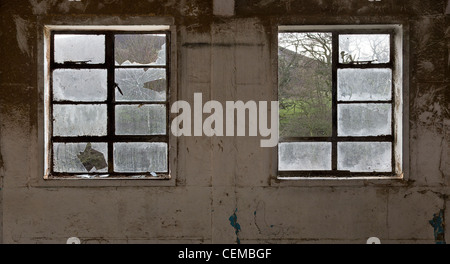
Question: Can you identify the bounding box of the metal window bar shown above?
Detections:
[48,30,170,178]
[278,29,396,177]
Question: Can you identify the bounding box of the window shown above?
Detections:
[277,25,403,178]
[44,27,171,179]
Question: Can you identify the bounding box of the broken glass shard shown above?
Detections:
[77,142,108,171]
[338,104,391,136]
[338,142,392,172]
[278,142,332,171]
[115,34,166,66]
[54,34,105,64]
[115,104,166,135]
[53,69,107,102]
[53,142,108,173]
[338,69,392,101]
[339,34,390,64]
[113,142,168,173]
[53,104,107,136]
[115,68,166,102]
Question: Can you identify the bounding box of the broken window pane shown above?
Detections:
[113,142,168,173]
[53,104,107,136]
[338,142,391,172]
[53,69,107,102]
[115,104,166,135]
[115,34,166,66]
[278,142,332,171]
[278,32,332,137]
[339,34,390,64]
[338,69,392,101]
[54,34,105,64]
[115,68,166,102]
[338,104,391,136]
[53,142,108,173]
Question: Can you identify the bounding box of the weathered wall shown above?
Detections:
[0,0,449,244]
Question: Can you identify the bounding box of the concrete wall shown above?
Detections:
[0,0,448,244]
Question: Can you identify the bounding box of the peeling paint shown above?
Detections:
[57,0,88,13]
[13,16,33,58]
[413,84,449,133]
[29,0,57,15]
[429,209,446,244]
[417,60,435,73]
[228,208,241,244]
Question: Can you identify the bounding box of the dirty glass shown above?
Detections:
[115,34,166,66]
[339,34,390,64]
[115,104,166,135]
[337,142,391,172]
[49,31,171,177]
[278,32,332,138]
[53,69,107,102]
[54,34,105,64]
[53,104,107,136]
[113,142,168,173]
[53,142,108,173]
[337,68,392,101]
[278,142,332,171]
[338,104,391,136]
[115,68,166,101]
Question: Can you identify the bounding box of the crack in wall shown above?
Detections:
[253,210,262,234]
[438,137,446,182]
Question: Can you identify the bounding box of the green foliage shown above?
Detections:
[278,33,333,138]
[279,97,332,137]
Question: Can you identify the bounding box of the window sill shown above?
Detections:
[35,173,175,187]
[271,173,408,187]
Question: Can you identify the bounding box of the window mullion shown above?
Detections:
[331,32,338,171]
[106,32,115,174]
[49,32,55,175]
[390,31,396,174]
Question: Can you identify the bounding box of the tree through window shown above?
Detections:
[278,26,402,177]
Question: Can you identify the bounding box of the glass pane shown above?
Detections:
[53,104,107,136]
[115,104,166,135]
[278,32,333,137]
[54,34,105,64]
[53,69,107,102]
[337,69,392,101]
[115,68,166,102]
[339,34,390,64]
[338,104,391,136]
[338,142,392,172]
[53,142,108,173]
[278,142,332,171]
[115,34,166,66]
[114,142,168,173]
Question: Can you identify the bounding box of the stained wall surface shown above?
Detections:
[0,0,449,244]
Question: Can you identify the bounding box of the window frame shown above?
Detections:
[44,27,173,180]
[277,25,404,179]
